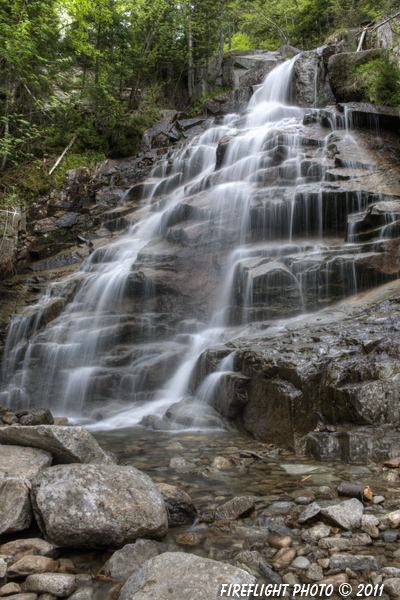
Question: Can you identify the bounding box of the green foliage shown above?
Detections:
[223,32,254,52]
[188,86,231,116]
[352,56,400,106]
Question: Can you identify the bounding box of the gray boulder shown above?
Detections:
[119,552,256,600]
[0,446,52,536]
[216,496,255,520]
[0,426,114,465]
[321,498,364,531]
[24,574,77,597]
[31,464,168,548]
[99,539,169,582]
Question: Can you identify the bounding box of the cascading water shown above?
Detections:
[0,55,395,429]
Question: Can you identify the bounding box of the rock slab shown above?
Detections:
[31,464,168,548]
[0,426,114,465]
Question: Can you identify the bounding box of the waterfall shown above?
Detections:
[0,55,391,429]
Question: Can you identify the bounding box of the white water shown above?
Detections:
[0,57,384,429]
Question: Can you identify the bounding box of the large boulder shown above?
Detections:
[292,50,336,107]
[0,445,52,536]
[119,552,256,600]
[222,52,284,89]
[155,483,197,527]
[31,464,168,548]
[327,49,387,102]
[0,426,114,465]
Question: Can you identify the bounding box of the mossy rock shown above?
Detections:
[327,49,387,102]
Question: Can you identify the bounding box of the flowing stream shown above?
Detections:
[0,55,392,429]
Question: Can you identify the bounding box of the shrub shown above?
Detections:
[352,56,400,106]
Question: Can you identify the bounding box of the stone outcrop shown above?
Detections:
[0,426,114,465]
[31,464,168,548]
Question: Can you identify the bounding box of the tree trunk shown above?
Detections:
[1,76,16,172]
[228,24,231,51]
[188,20,194,98]
[211,1,224,81]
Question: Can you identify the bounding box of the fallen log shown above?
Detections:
[337,482,373,502]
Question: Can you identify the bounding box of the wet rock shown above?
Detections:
[176,532,200,546]
[155,483,197,527]
[8,557,59,578]
[381,530,398,543]
[211,456,232,470]
[0,426,114,465]
[216,136,235,170]
[299,502,321,524]
[320,498,363,531]
[165,442,184,451]
[99,540,168,582]
[24,575,77,598]
[16,409,54,427]
[169,457,186,469]
[0,478,32,537]
[0,540,56,559]
[0,446,52,481]
[272,548,297,570]
[234,550,262,569]
[295,497,313,505]
[382,568,400,578]
[217,496,255,520]
[31,464,168,548]
[384,579,400,598]
[119,552,256,600]
[0,560,6,579]
[203,88,253,116]
[268,536,292,549]
[373,495,385,505]
[329,553,378,572]
[258,563,283,585]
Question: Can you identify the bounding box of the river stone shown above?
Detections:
[318,537,351,550]
[8,557,59,578]
[24,575,77,597]
[382,567,400,578]
[0,426,114,465]
[303,522,331,542]
[306,564,324,581]
[384,578,400,597]
[217,496,255,520]
[155,483,197,527]
[259,562,283,585]
[380,510,400,529]
[268,535,292,549]
[381,530,398,543]
[320,498,363,531]
[291,556,310,569]
[299,502,321,523]
[0,584,21,596]
[318,573,349,591]
[329,553,378,571]
[99,540,169,582]
[0,539,56,559]
[31,464,168,548]
[119,552,256,600]
[273,548,297,570]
